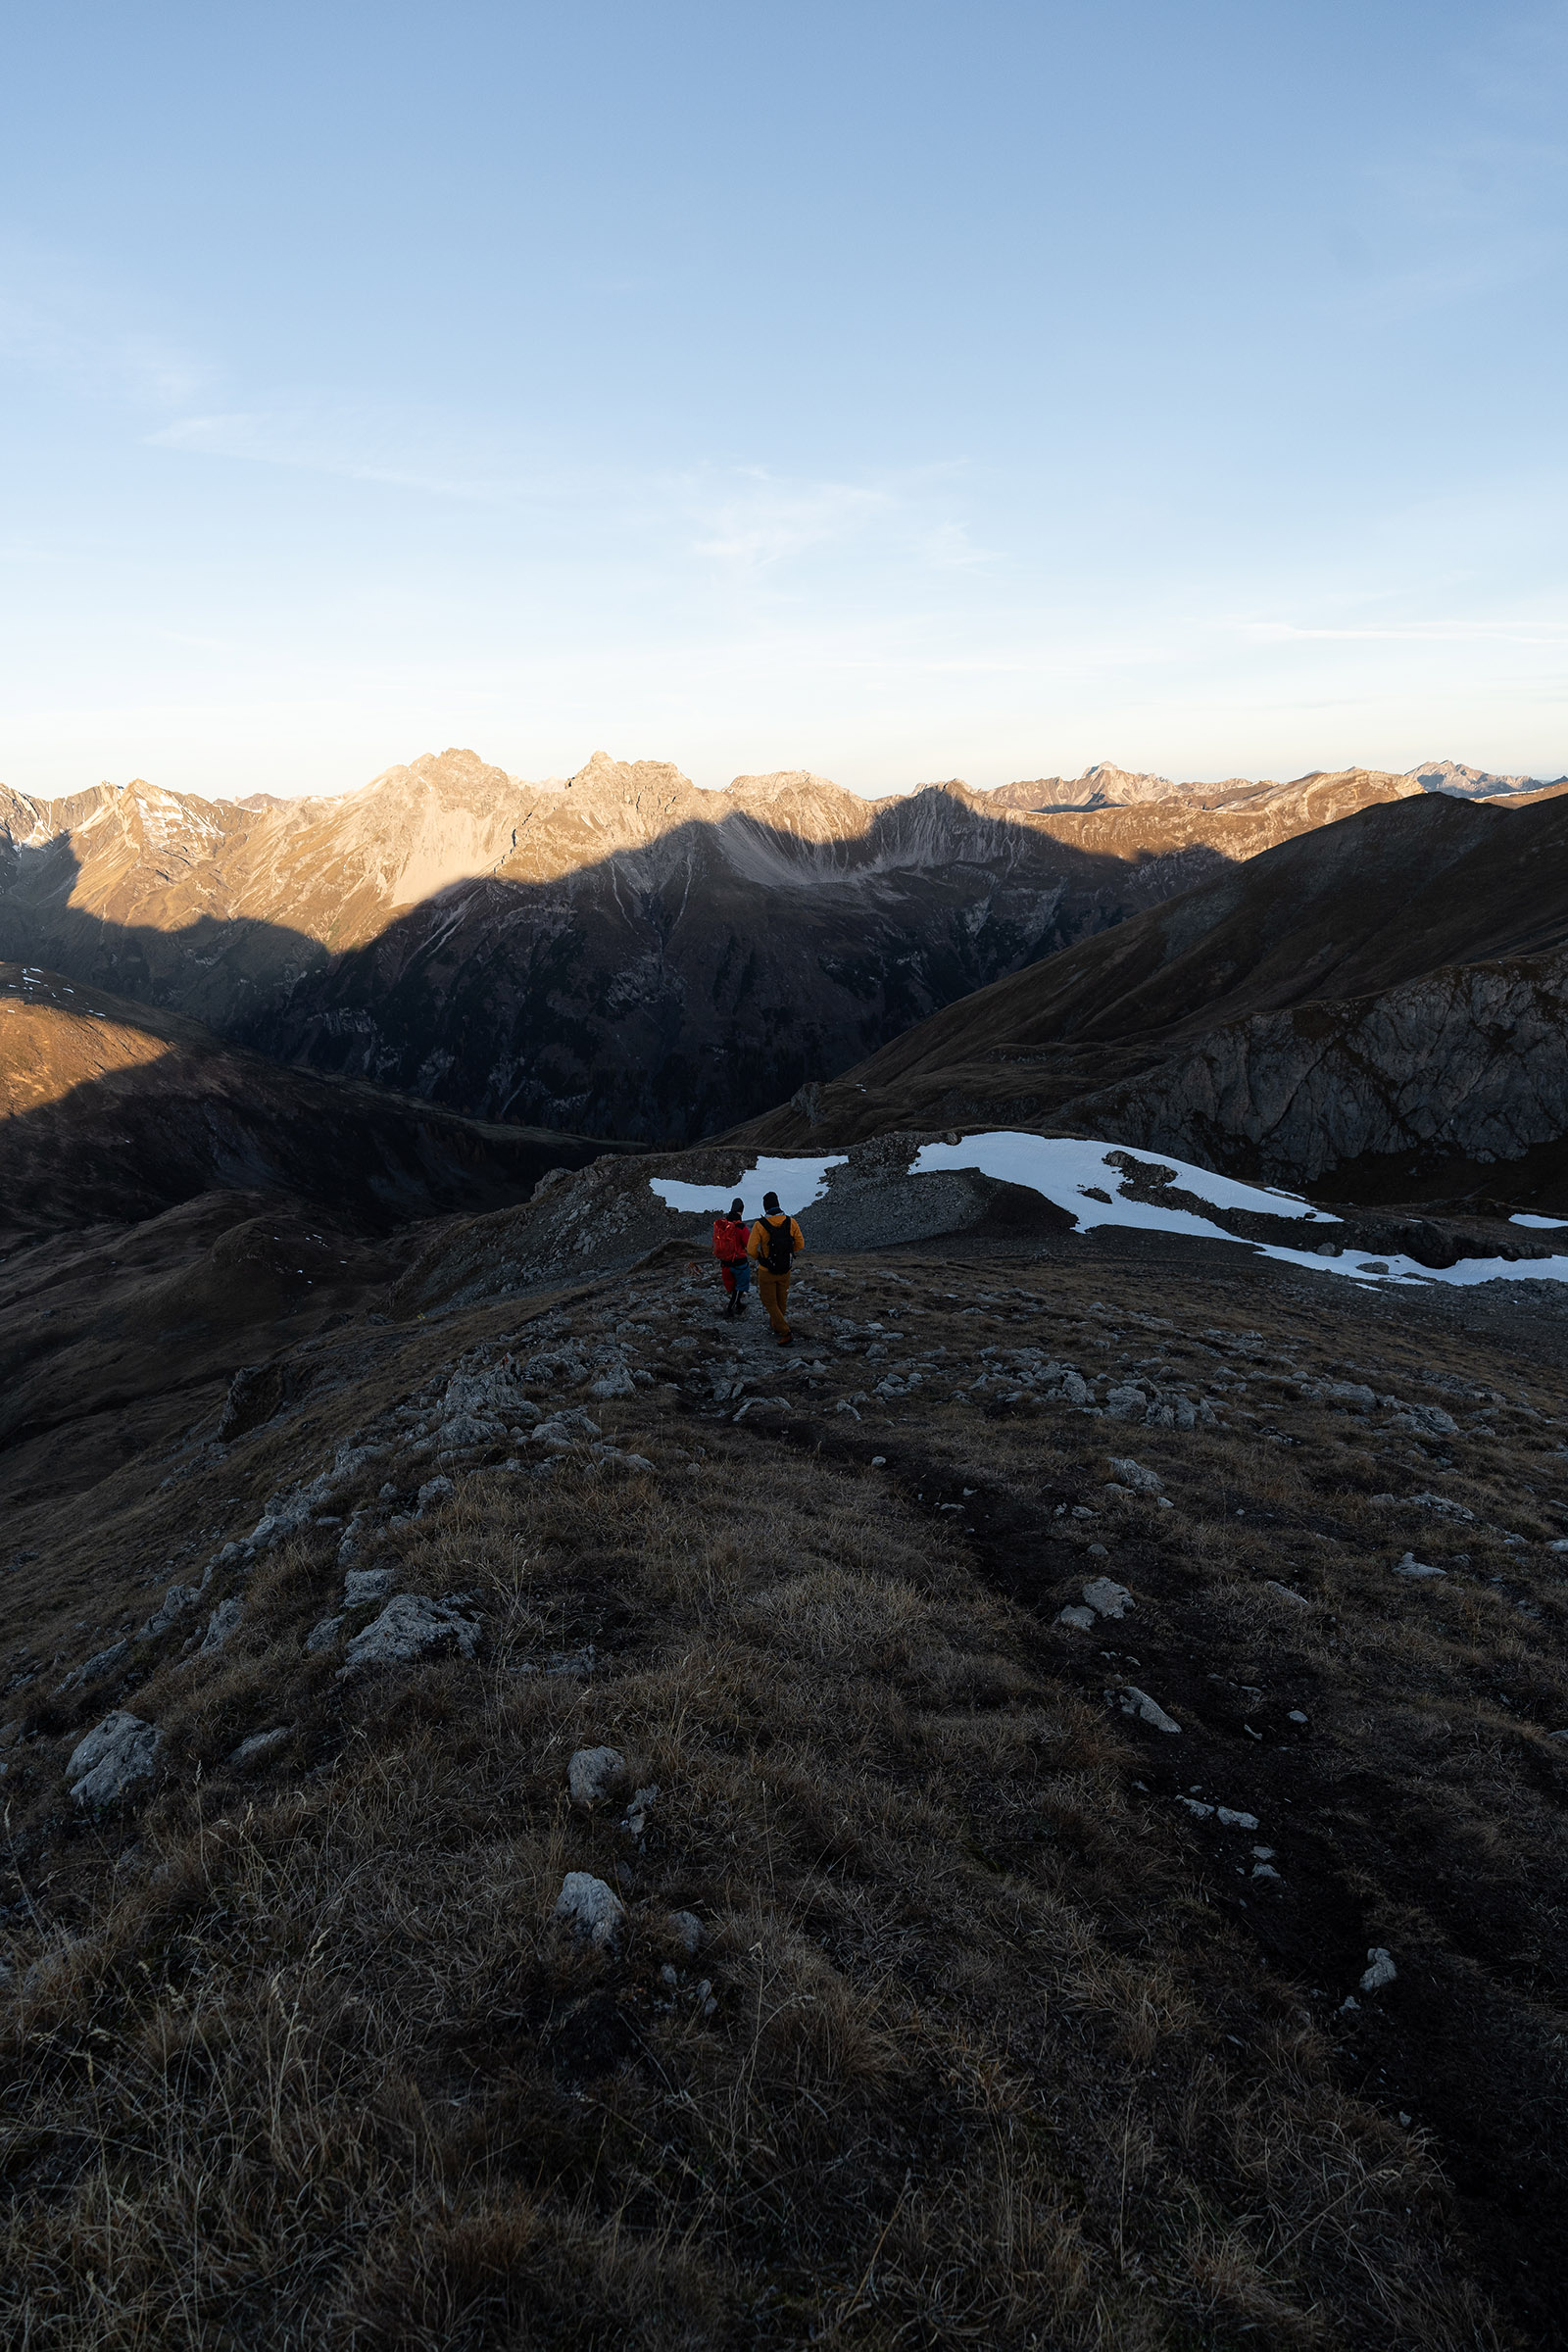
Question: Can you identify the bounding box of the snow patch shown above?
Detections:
[909,1133,1568,1291]
[651,1153,848,1218]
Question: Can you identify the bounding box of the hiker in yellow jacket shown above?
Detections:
[747,1190,805,1345]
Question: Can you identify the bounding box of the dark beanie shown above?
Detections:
[762,1190,780,1212]
[730,1197,745,1216]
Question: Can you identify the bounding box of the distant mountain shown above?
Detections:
[988,757,1566,813]
[0,747,1435,1146]
[5,746,1560,1148]
[734,790,1568,1211]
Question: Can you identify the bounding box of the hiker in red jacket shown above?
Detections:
[711,1197,752,1318]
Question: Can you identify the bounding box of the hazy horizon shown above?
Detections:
[3,2,1565,800]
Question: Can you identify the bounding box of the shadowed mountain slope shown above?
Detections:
[0,963,624,1250]
[733,792,1568,1207]
[7,749,1546,1145]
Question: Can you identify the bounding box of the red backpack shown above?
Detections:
[712,1217,749,1263]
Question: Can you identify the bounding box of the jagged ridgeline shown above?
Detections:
[5,747,1557,1146]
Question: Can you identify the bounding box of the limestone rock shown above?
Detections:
[1106,1457,1165,1494]
[567,1745,626,1805]
[343,1567,396,1607]
[1081,1576,1133,1619]
[305,1613,345,1653]
[667,1908,705,1956]
[337,1592,481,1675]
[1393,1553,1446,1580]
[1115,1686,1181,1734]
[1055,1603,1097,1631]
[66,1712,161,1807]
[1360,1946,1397,1992]
[229,1726,291,1766]
[199,1597,242,1655]
[139,1584,202,1640]
[554,1871,625,1950]
[54,1641,128,1693]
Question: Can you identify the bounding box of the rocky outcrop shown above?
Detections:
[733,791,1568,1208]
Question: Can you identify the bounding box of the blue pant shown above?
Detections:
[721,1258,751,1299]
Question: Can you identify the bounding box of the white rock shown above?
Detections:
[1081,1576,1133,1619]
[66,1713,161,1807]
[54,1641,129,1693]
[554,1871,625,1950]
[1288,1709,1308,1725]
[199,1597,242,1655]
[1116,1686,1181,1734]
[622,1784,659,1836]
[1106,1456,1164,1494]
[667,1908,704,1956]
[1104,1387,1147,1421]
[1393,1553,1446,1580]
[1266,1581,1311,1608]
[416,1476,455,1512]
[305,1614,345,1653]
[229,1726,291,1765]
[139,1585,201,1639]
[1251,1862,1282,1882]
[1055,1603,1097,1631]
[337,1592,481,1675]
[343,1567,396,1607]
[567,1744,626,1805]
[589,1364,637,1400]
[1216,1806,1259,1830]
[1360,1946,1396,1992]
[1176,1795,1214,1819]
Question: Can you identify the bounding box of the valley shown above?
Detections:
[5,750,1568,2348]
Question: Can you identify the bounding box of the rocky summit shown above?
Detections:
[8,746,1554,1146]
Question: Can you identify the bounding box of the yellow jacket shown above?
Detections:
[747,1213,805,1267]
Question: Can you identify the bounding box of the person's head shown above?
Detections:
[729,1197,745,1217]
[762,1190,780,1214]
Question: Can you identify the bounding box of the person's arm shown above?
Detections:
[790,1218,806,1254]
[746,1221,762,1262]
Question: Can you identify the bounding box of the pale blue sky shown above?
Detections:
[2,1,1565,800]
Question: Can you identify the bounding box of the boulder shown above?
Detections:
[138,1585,202,1640]
[1393,1553,1446,1580]
[305,1613,345,1653]
[667,1909,704,1957]
[55,1641,129,1694]
[416,1476,455,1513]
[1106,1457,1165,1494]
[1081,1576,1133,1620]
[588,1364,637,1400]
[1055,1603,1097,1631]
[567,1744,626,1805]
[337,1592,481,1675]
[66,1712,161,1807]
[199,1597,243,1655]
[229,1726,291,1766]
[554,1871,625,1950]
[1360,1947,1397,1992]
[1104,1385,1147,1421]
[1115,1686,1181,1734]
[343,1567,396,1607]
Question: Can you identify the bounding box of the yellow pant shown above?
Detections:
[756,1268,791,1337]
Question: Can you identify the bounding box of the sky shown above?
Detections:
[2,1,1565,803]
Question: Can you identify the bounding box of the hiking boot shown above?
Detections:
[776,1331,793,1347]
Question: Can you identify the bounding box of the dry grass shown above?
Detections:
[2,1242,1562,2346]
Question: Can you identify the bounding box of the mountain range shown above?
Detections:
[739,788,1568,1209]
[5,746,1557,1147]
